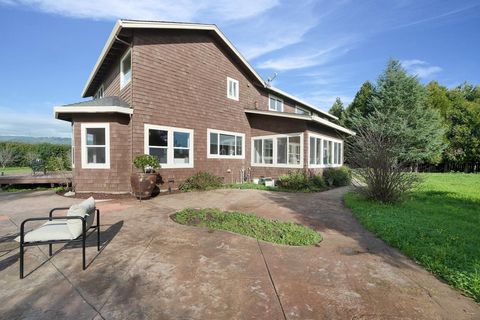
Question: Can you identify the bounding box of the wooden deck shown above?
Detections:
[0,172,72,186]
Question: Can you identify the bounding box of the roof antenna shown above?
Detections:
[266,73,278,87]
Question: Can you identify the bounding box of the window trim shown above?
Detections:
[144,124,194,169]
[227,77,239,101]
[251,133,303,168]
[120,48,132,89]
[307,132,343,168]
[295,105,311,115]
[207,128,245,159]
[268,94,284,112]
[80,123,110,169]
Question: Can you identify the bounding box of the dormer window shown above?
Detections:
[227,77,239,101]
[120,49,132,89]
[269,95,283,112]
[94,84,104,99]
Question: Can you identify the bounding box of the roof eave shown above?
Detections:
[245,109,355,136]
[54,105,134,122]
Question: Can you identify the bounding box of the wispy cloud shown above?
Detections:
[401,59,442,78]
[393,3,480,29]
[1,0,279,21]
[0,107,71,137]
[257,37,356,71]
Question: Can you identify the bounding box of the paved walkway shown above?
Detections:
[0,188,478,319]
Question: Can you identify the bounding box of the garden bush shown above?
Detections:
[179,171,224,192]
[277,170,327,192]
[0,141,70,168]
[323,166,352,187]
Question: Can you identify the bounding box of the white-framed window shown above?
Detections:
[120,49,132,89]
[144,124,193,168]
[94,84,104,99]
[295,106,311,115]
[308,132,343,168]
[227,77,239,101]
[71,123,75,168]
[269,95,284,112]
[251,133,303,168]
[81,123,110,169]
[208,129,245,159]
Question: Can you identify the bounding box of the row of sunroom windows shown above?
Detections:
[77,124,343,169]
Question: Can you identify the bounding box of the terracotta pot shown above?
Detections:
[130,172,157,199]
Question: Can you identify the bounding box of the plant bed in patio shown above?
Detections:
[171,208,322,246]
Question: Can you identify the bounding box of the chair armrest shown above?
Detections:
[20,216,86,244]
[49,207,71,218]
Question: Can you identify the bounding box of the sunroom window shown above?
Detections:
[309,133,343,167]
[252,134,303,167]
[81,123,110,169]
[145,125,193,168]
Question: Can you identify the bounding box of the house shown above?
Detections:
[54,20,355,193]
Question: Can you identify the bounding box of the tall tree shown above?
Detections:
[369,59,445,164]
[348,59,446,202]
[329,97,345,121]
[346,81,375,117]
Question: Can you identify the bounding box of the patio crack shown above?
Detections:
[256,240,288,320]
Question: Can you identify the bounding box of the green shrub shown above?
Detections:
[311,174,327,188]
[0,142,70,167]
[133,154,160,173]
[179,171,224,192]
[277,170,311,191]
[323,166,352,186]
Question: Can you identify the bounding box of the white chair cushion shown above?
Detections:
[15,220,76,242]
[67,197,96,236]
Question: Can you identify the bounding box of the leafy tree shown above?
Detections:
[328,97,345,121]
[0,144,17,174]
[425,81,452,119]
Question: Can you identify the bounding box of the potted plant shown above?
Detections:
[130,154,161,199]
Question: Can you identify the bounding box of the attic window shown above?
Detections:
[295,106,311,115]
[269,95,283,112]
[227,77,239,101]
[120,49,132,89]
[94,84,104,99]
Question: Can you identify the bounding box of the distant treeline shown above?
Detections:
[0,141,71,168]
[328,73,480,173]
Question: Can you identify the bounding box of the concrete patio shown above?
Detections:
[0,188,478,319]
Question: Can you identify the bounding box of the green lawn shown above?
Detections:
[172,208,322,246]
[1,167,31,175]
[345,173,480,302]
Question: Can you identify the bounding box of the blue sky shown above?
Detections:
[1,0,479,138]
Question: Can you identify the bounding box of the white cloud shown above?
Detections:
[2,0,279,21]
[257,37,355,71]
[298,91,352,110]
[0,107,71,137]
[401,59,442,78]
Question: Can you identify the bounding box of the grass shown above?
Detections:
[1,167,31,175]
[172,208,322,246]
[0,184,64,192]
[344,173,480,302]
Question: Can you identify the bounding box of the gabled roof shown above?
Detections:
[82,19,337,121]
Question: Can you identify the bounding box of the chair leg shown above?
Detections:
[19,243,24,279]
[49,244,52,256]
[82,233,86,270]
[96,209,101,251]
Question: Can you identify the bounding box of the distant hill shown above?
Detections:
[0,136,70,145]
